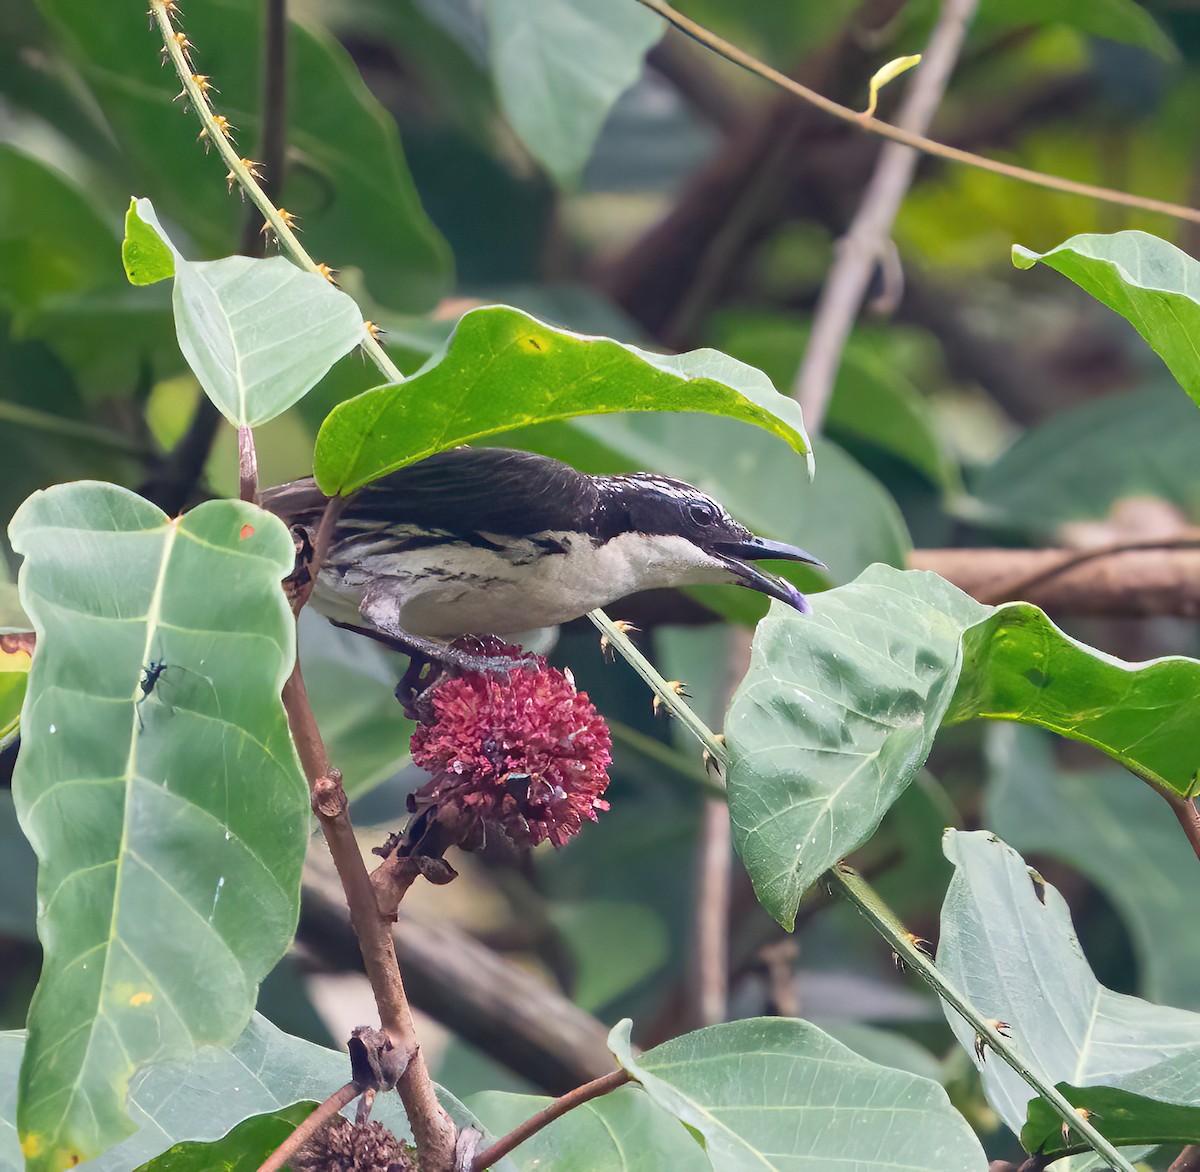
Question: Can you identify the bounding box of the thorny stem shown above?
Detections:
[469,1070,631,1171]
[150,1,403,385]
[833,867,1136,1172]
[592,628,1137,1172]
[587,611,727,770]
[634,0,1200,226]
[256,1080,359,1172]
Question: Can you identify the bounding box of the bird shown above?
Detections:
[262,446,824,677]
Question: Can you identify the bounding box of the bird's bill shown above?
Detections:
[711,535,826,616]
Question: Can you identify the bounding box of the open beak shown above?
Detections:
[710,536,826,616]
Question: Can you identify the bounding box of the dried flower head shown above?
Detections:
[291,1117,415,1172]
[409,638,612,850]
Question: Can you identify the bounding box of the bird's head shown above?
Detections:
[593,473,826,614]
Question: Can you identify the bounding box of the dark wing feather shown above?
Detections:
[262,448,598,537]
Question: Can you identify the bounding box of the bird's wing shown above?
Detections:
[262,447,597,538]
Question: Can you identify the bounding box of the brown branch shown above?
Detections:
[635,0,1200,225]
[282,667,456,1168]
[795,0,978,429]
[1165,794,1200,868]
[910,544,1200,616]
[469,1070,631,1171]
[256,1080,359,1172]
[301,856,617,1093]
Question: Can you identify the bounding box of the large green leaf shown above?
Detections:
[1013,232,1200,408]
[972,384,1200,537]
[485,0,664,187]
[726,564,1200,927]
[608,1017,987,1170]
[988,726,1200,1013]
[313,305,813,495]
[468,1085,707,1170]
[938,830,1200,1154]
[38,0,451,312]
[0,145,119,318]
[0,1014,414,1171]
[709,310,957,490]
[126,199,364,428]
[132,1101,317,1171]
[8,483,308,1171]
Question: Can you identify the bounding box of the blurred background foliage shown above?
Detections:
[3,0,1200,1162]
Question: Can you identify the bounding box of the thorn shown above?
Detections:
[160,30,194,66]
[226,158,263,195]
[192,73,215,94]
[902,931,932,959]
[973,1020,1012,1063]
[364,320,386,343]
[315,262,340,286]
[261,208,299,245]
[652,680,690,717]
[702,732,726,776]
[1062,1106,1097,1145]
[599,620,640,662]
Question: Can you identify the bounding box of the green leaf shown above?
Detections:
[977,0,1176,60]
[39,0,451,312]
[987,725,1200,1013]
[485,0,664,187]
[709,311,956,490]
[8,483,308,1171]
[132,1101,317,1171]
[468,1085,707,1170]
[608,1017,987,1169]
[0,1014,415,1170]
[0,144,120,318]
[313,305,812,495]
[128,198,364,428]
[122,198,176,286]
[938,830,1200,1153]
[726,564,1200,927]
[1013,231,1200,408]
[972,384,1200,538]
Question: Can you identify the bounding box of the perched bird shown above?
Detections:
[263,447,823,668]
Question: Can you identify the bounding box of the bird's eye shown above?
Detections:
[688,501,719,526]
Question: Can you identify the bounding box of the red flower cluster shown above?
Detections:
[409,641,612,850]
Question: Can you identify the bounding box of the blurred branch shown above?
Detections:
[635,0,1200,225]
[795,0,978,430]
[911,541,1200,615]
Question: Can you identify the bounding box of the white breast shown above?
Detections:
[313,531,734,639]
